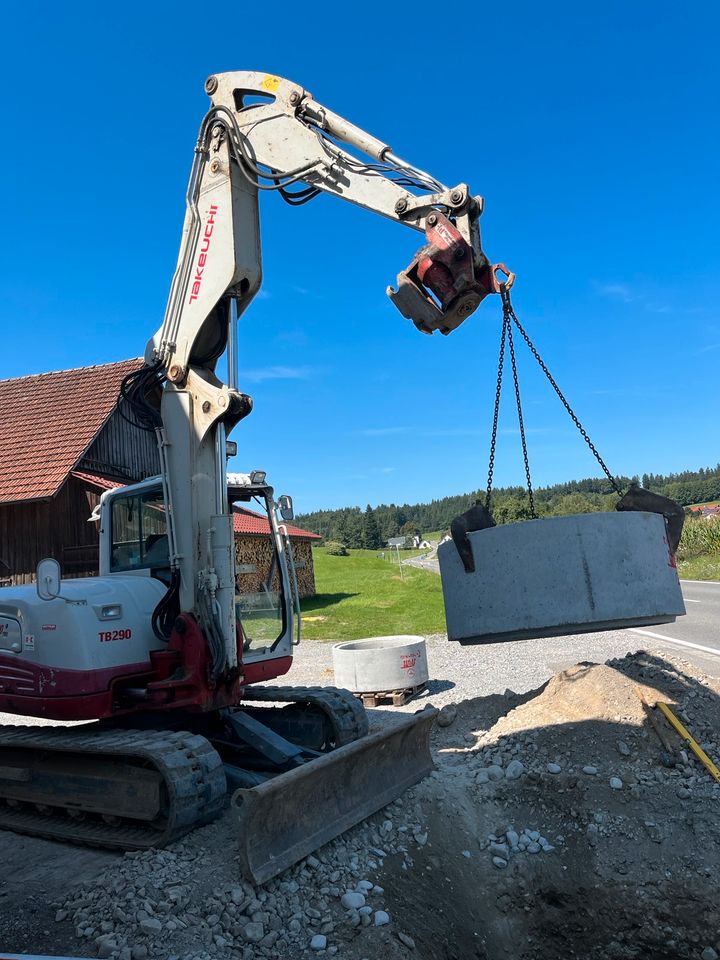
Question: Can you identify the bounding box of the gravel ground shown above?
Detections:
[3,631,720,960]
[281,629,677,711]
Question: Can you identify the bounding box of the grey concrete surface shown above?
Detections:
[437,513,685,643]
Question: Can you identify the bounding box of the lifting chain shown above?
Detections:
[485,285,623,516]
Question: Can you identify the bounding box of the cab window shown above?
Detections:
[111,492,168,572]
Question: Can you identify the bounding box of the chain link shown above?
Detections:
[506,309,537,518]
[485,310,508,511]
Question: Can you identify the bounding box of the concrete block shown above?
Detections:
[438,511,685,644]
[332,636,429,691]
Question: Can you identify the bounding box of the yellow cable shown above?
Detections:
[656,701,720,784]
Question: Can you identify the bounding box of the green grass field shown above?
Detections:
[677,555,720,581]
[300,548,445,641]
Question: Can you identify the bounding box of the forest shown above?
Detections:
[296,464,720,549]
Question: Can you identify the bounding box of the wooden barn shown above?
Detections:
[0,359,321,597]
[0,359,160,585]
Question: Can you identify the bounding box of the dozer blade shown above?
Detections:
[232,705,437,884]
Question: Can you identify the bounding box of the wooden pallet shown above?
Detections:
[358,682,428,708]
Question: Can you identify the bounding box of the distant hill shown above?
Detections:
[296,463,720,548]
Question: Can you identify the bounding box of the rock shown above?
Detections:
[398,931,416,949]
[357,880,374,892]
[131,948,148,960]
[475,769,490,784]
[489,842,510,859]
[341,891,365,910]
[374,910,390,926]
[310,934,327,951]
[617,740,631,756]
[583,765,598,775]
[492,856,508,869]
[139,917,162,936]
[55,910,68,922]
[609,777,623,790]
[242,922,265,943]
[486,765,504,782]
[506,829,519,849]
[462,850,471,858]
[676,786,691,799]
[547,763,562,774]
[437,704,457,727]
[505,760,524,780]
[527,842,541,854]
[701,949,718,960]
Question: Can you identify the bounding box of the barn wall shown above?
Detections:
[79,408,160,482]
[235,535,316,599]
[0,478,102,585]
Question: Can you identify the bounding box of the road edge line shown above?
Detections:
[630,628,720,658]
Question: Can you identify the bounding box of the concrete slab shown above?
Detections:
[439,511,686,644]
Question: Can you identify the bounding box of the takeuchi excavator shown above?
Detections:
[0,72,511,882]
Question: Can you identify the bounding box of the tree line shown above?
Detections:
[296,463,720,549]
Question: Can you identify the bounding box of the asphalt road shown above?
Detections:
[629,579,720,667]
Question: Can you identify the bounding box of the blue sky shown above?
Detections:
[2,2,718,513]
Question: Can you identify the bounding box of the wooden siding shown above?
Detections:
[0,476,101,585]
[78,408,160,482]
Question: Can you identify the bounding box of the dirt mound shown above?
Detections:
[383,650,720,960]
[491,661,664,730]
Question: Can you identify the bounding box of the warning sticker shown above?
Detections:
[261,75,282,93]
[24,634,35,650]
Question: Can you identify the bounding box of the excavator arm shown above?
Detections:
[140,70,511,679]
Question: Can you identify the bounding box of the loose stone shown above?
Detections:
[505,760,524,780]
[341,891,365,910]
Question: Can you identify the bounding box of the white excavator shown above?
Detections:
[0,71,511,882]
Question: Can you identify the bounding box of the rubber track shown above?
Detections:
[0,726,226,850]
[240,685,369,747]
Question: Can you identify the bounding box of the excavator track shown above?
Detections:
[240,684,369,747]
[0,726,226,850]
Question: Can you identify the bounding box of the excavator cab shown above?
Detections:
[99,472,298,666]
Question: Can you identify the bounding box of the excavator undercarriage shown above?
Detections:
[0,688,436,882]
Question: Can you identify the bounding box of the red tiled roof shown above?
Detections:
[0,359,144,504]
[233,506,321,540]
[71,471,127,491]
